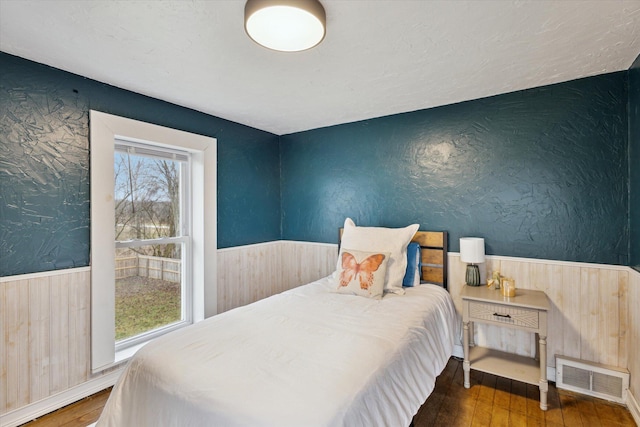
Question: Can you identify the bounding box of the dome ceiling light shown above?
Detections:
[244,0,326,52]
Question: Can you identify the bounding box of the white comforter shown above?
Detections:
[97,276,460,427]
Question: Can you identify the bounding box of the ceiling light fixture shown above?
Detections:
[244,0,326,52]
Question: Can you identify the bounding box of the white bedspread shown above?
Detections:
[97,276,460,427]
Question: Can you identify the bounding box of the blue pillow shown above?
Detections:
[402,242,421,287]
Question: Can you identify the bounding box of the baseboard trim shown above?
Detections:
[627,389,640,426]
[0,369,122,427]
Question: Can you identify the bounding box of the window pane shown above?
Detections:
[114,152,182,240]
[115,244,183,341]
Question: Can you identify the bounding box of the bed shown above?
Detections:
[97,219,460,427]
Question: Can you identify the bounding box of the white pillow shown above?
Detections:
[335,248,390,299]
[338,218,419,294]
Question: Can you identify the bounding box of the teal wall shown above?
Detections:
[281,73,629,265]
[630,53,640,267]
[1,51,636,276]
[0,52,280,277]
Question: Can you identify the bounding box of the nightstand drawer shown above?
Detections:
[468,301,539,329]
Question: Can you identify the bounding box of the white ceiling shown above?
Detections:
[1,0,640,135]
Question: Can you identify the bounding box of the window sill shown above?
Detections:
[115,341,149,365]
[92,341,149,374]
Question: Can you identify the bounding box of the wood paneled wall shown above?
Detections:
[217,241,337,313]
[1,269,91,414]
[217,242,283,312]
[2,242,639,421]
[448,254,631,370]
[629,269,640,402]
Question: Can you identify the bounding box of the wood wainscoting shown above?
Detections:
[3,242,639,426]
[447,254,631,373]
[628,269,640,422]
[1,268,92,414]
[1,268,122,427]
[216,240,337,313]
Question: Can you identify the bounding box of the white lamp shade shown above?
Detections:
[460,237,485,264]
[245,0,326,52]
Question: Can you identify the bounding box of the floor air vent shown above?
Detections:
[556,355,629,404]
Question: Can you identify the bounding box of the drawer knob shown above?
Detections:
[493,312,511,319]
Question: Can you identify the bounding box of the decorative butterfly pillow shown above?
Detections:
[336,248,390,299]
[338,218,419,295]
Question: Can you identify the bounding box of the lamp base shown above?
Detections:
[465,264,481,286]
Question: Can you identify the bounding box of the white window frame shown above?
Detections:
[90,111,217,373]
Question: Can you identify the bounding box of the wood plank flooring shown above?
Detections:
[20,358,636,426]
[19,388,111,427]
[413,358,636,426]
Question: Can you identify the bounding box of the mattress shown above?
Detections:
[97,276,460,427]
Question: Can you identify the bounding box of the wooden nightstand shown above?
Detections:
[461,285,551,410]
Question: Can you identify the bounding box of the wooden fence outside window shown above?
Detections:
[115,255,181,283]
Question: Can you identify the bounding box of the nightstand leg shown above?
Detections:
[539,334,548,410]
[463,320,470,389]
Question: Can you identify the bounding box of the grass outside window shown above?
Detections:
[115,276,181,341]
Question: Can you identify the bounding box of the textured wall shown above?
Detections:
[629,53,640,267]
[0,53,280,277]
[1,63,90,274]
[1,52,633,275]
[281,73,629,265]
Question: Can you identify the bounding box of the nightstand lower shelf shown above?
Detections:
[468,346,540,386]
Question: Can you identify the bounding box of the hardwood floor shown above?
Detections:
[19,388,111,427]
[20,358,636,427]
[413,358,636,427]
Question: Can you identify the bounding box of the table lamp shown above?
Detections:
[460,237,485,286]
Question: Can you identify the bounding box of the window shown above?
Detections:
[90,111,217,372]
[114,141,192,349]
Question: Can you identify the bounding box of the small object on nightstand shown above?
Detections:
[501,278,516,297]
[460,237,485,286]
[491,271,501,290]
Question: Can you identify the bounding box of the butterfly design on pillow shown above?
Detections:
[339,252,386,290]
